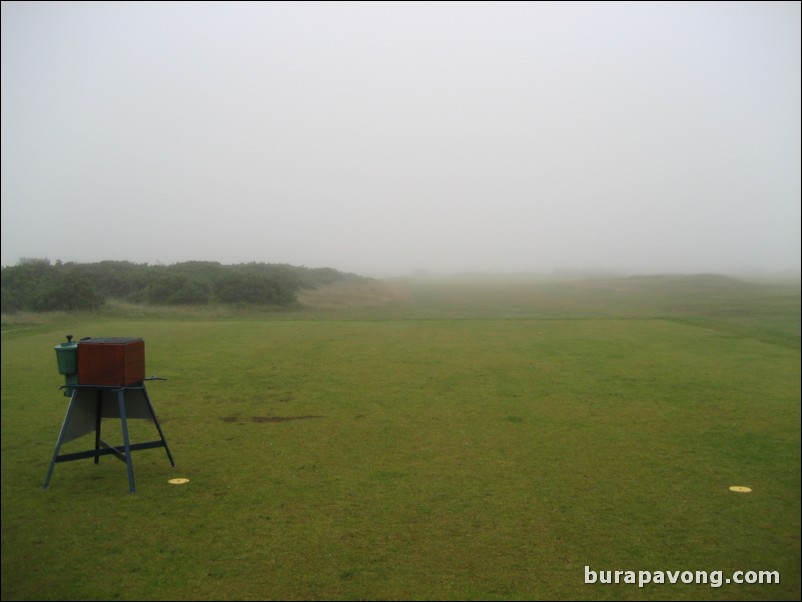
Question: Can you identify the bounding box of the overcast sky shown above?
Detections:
[2,1,800,276]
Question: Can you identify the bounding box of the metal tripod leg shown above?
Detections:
[44,389,78,490]
[117,388,136,493]
[142,385,176,467]
[94,389,103,464]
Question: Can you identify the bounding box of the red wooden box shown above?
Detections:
[77,338,145,386]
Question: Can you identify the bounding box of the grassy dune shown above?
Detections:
[1,274,799,600]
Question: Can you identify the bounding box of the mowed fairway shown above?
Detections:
[1,276,800,600]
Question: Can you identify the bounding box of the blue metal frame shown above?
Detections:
[43,380,175,493]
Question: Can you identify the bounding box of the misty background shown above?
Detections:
[2,1,800,277]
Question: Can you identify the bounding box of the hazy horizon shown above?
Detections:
[2,1,800,277]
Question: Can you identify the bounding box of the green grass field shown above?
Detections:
[2,274,800,600]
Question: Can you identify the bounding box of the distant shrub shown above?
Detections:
[146,273,210,305]
[1,258,362,312]
[0,260,104,313]
[213,272,297,306]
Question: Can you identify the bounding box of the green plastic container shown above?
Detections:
[54,336,78,396]
[55,340,77,374]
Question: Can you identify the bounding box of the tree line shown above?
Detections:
[1,258,365,313]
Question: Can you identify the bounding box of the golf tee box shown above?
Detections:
[77,337,145,386]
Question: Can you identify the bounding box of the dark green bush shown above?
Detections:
[1,258,364,312]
